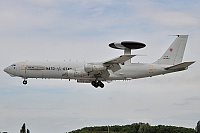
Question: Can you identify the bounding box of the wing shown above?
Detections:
[103,55,136,72]
[62,55,136,81]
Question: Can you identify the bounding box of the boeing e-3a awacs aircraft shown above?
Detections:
[4,35,195,88]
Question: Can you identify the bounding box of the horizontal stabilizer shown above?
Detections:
[165,61,195,70]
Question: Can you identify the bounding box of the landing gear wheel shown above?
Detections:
[23,80,27,85]
[91,81,104,88]
[91,81,98,88]
[99,82,104,88]
[98,81,104,88]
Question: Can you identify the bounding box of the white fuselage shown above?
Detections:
[4,60,177,82]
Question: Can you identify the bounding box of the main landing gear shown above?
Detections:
[23,79,27,85]
[91,81,104,88]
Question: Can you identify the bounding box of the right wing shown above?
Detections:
[103,55,136,72]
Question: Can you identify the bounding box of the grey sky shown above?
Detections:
[0,0,200,133]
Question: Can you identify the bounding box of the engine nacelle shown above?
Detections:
[84,64,106,73]
[66,70,87,78]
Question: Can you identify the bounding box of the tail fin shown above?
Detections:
[154,35,188,65]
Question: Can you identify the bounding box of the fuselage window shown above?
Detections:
[11,64,16,69]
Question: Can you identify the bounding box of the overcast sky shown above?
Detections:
[0,0,200,133]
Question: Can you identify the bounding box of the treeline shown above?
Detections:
[69,123,196,133]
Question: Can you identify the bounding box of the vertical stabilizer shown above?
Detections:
[154,35,188,65]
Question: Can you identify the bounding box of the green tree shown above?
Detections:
[20,123,26,133]
[138,123,150,133]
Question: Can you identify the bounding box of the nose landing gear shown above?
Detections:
[91,81,104,88]
[23,79,27,85]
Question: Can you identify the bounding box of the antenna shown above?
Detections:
[109,41,146,64]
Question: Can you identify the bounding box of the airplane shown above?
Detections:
[4,35,195,88]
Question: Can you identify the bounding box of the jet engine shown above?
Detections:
[84,64,106,73]
[65,70,87,78]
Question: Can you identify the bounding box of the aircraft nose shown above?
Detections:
[4,66,16,77]
[4,67,10,74]
[4,67,8,73]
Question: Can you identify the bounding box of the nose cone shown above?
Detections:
[4,66,16,77]
[4,67,9,73]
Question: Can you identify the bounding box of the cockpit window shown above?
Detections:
[11,64,16,67]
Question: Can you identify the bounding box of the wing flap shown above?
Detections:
[107,64,121,72]
[165,61,195,70]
